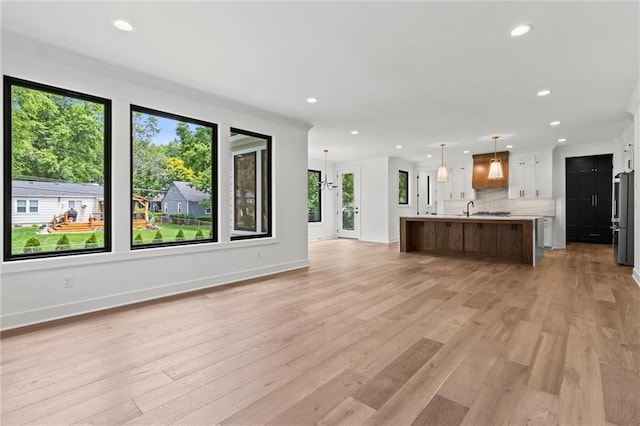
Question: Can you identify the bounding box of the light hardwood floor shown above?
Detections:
[2,240,639,425]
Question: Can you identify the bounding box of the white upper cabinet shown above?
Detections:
[509,151,553,199]
[443,158,475,201]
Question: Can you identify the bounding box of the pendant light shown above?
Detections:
[320,149,337,190]
[436,143,449,182]
[488,136,504,179]
[437,144,449,182]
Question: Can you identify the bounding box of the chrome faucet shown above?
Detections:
[464,201,474,217]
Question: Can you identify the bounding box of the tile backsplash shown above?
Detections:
[443,188,556,216]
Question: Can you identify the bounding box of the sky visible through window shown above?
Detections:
[153,116,198,145]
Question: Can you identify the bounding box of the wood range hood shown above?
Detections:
[472,151,509,189]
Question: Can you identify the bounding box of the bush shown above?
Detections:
[24,236,42,253]
[175,229,185,241]
[55,234,71,251]
[152,230,163,244]
[197,215,213,222]
[133,233,144,245]
[85,233,99,249]
[195,229,204,240]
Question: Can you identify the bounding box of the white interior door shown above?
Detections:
[337,168,360,239]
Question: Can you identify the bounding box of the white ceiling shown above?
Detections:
[2,1,638,164]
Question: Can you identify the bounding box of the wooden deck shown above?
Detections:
[1,241,638,425]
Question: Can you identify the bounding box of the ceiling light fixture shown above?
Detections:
[113,19,134,32]
[488,136,504,179]
[506,145,514,149]
[350,130,359,135]
[426,154,433,158]
[558,138,567,142]
[396,145,403,149]
[537,89,552,96]
[550,121,561,126]
[463,150,470,154]
[306,97,318,104]
[511,24,532,37]
[437,144,449,182]
[320,150,337,191]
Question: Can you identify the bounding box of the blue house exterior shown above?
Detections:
[161,181,210,217]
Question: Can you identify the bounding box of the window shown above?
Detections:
[4,77,111,260]
[399,170,409,204]
[68,200,82,209]
[130,105,217,248]
[308,170,321,222]
[230,128,271,239]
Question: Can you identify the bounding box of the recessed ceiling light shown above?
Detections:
[558,138,567,142]
[537,89,552,96]
[350,130,359,135]
[426,154,433,158]
[463,150,470,154]
[113,19,134,32]
[506,145,514,149]
[550,121,561,126]
[511,24,532,37]
[396,145,403,149]
[306,97,318,104]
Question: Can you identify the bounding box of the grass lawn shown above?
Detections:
[11,226,104,255]
[132,223,212,245]
[11,222,212,254]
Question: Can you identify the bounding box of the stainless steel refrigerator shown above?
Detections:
[613,171,634,266]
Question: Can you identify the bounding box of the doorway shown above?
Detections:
[337,169,360,239]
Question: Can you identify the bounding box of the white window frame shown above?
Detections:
[177,202,182,214]
[29,200,39,213]
[16,199,27,213]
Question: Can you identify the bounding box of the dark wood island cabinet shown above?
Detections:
[400,216,544,265]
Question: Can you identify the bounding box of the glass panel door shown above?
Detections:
[337,169,360,239]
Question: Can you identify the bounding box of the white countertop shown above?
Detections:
[403,215,543,221]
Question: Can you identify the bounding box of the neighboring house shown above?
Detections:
[11,180,104,225]
[161,181,211,217]
[149,193,165,213]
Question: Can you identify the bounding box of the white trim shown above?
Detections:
[633,268,640,288]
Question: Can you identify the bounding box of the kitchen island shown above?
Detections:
[400,215,544,265]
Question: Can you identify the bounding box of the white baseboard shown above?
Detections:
[633,268,640,288]
[1,259,309,331]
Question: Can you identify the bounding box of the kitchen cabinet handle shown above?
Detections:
[536,189,539,197]
[595,194,598,206]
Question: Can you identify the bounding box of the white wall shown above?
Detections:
[628,80,640,285]
[551,140,621,249]
[307,157,336,241]
[0,35,310,330]
[388,158,416,242]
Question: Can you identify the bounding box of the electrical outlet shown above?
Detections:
[63,275,73,288]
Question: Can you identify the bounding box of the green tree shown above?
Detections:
[11,85,105,183]
[131,112,169,198]
[55,234,71,251]
[152,230,163,244]
[307,171,320,221]
[23,236,42,253]
[85,233,98,248]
